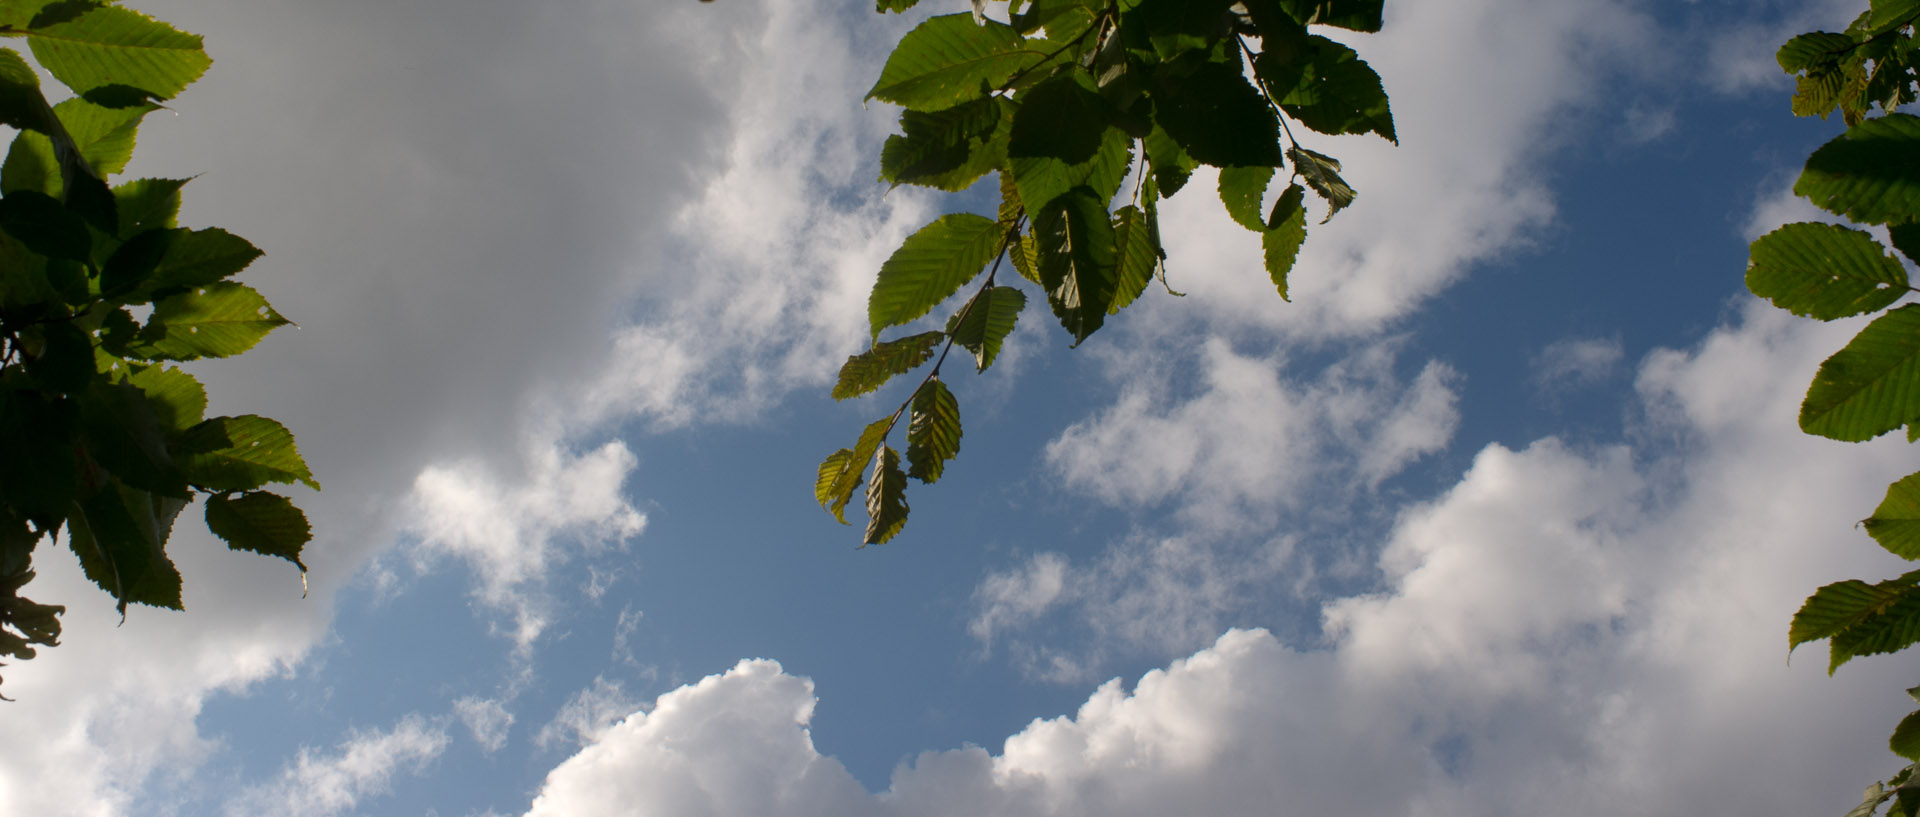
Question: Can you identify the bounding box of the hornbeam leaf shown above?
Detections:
[1867,472,1920,560]
[877,0,918,11]
[880,97,1010,191]
[49,96,156,177]
[80,380,187,497]
[0,47,59,136]
[0,190,91,262]
[1033,185,1118,344]
[1288,146,1355,222]
[1747,222,1908,320]
[1008,125,1132,220]
[864,445,909,544]
[112,177,186,238]
[1801,304,1920,442]
[204,491,309,572]
[1271,36,1395,143]
[1797,113,1920,225]
[1262,182,1307,300]
[123,363,205,431]
[1275,0,1384,31]
[1870,0,1920,34]
[870,213,1006,340]
[135,281,287,361]
[1895,710,1920,762]
[1009,74,1110,166]
[945,284,1025,370]
[1142,123,1197,197]
[67,481,184,613]
[1218,165,1274,232]
[1790,569,1920,672]
[102,227,261,300]
[177,414,319,491]
[1109,205,1157,313]
[1151,60,1282,167]
[818,417,892,524]
[1832,582,1920,672]
[868,14,1039,111]
[25,2,210,101]
[833,331,944,400]
[906,379,961,483]
[1778,31,1860,73]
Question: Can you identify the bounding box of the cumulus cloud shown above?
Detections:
[225,714,449,817]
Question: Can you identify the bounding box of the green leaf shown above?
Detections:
[869,213,1006,340]
[1218,165,1274,232]
[80,380,186,497]
[49,96,157,177]
[832,331,945,400]
[1263,182,1308,300]
[134,281,288,361]
[817,417,892,525]
[1008,125,1132,219]
[0,190,92,262]
[1,127,58,197]
[0,389,80,527]
[1033,185,1118,344]
[123,363,204,431]
[1009,74,1111,165]
[101,227,262,301]
[1269,36,1395,142]
[22,319,92,394]
[1869,472,1920,560]
[1109,204,1158,313]
[1801,304,1920,442]
[1143,122,1198,197]
[1790,569,1920,672]
[204,491,309,572]
[1778,31,1860,74]
[945,284,1025,370]
[1151,59,1282,167]
[1893,709,1920,761]
[868,14,1040,111]
[1797,113,1920,225]
[864,445,910,545]
[176,414,319,491]
[67,481,185,613]
[112,177,185,237]
[876,0,918,11]
[880,97,1011,192]
[25,1,211,101]
[906,378,961,483]
[1288,146,1355,222]
[1747,222,1908,320]
[1870,0,1920,34]
[0,46,59,136]
[1849,781,1899,817]
[1275,0,1383,31]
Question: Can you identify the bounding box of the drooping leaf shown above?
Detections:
[1033,185,1117,344]
[1218,165,1274,232]
[1797,113,1920,225]
[818,417,893,524]
[67,481,184,613]
[906,378,961,483]
[101,227,261,300]
[80,380,186,497]
[945,284,1025,370]
[204,491,309,572]
[1790,569,1920,672]
[1269,36,1395,142]
[1747,222,1908,320]
[870,213,1007,340]
[123,363,204,431]
[25,1,210,101]
[832,331,945,400]
[1151,59,1282,167]
[864,445,910,544]
[1254,183,1309,301]
[868,14,1039,111]
[134,281,288,361]
[1801,304,1920,441]
[176,414,319,491]
[880,97,1011,191]
[1288,146,1355,221]
[1109,204,1158,312]
[1008,125,1132,218]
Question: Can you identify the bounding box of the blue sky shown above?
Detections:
[5,0,1920,815]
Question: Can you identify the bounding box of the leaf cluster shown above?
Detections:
[819,0,1394,543]
[1750,3,1920,809]
[0,1,313,697]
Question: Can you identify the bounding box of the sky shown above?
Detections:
[3,0,1918,815]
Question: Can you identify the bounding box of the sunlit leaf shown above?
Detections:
[945,284,1025,370]
[868,14,1039,111]
[123,363,204,431]
[1778,31,1860,73]
[25,1,210,101]
[176,414,319,492]
[1288,146,1355,222]
[1801,304,1920,442]
[864,445,909,544]
[833,331,944,400]
[134,281,287,360]
[1747,222,1908,320]
[906,378,961,483]
[818,417,892,524]
[1008,125,1131,219]
[204,491,309,572]
[1109,204,1157,313]
[870,213,1007,340]
[1218,165,1274,232]
[101,227,261,301]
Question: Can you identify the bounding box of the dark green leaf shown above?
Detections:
[880,98,1011,192]
[1869,472,1920,560]
[26,1,210,101]
[1143,123,1198,197]
[1151,59,1282,167]
[906,378,961,483]
[81,380,186,497]
[1033,185,1118,344]
[1790,569,1920,672]
[1747,222,1908,320]
[1109,204,1158,313]
[1008,125,1132,220]
[177,414,319,491]
[135,281,288,360]
[832,331,944,400]
[1779,31,1860,74]
[1262,182,1308,300]
[204,491,309,572]
[1801,304,1920,441]
[0,47,59,136]
[1288,146,1355,221]
[102,227,262,300]
[945,284,1025,370]
[1797,113,1920,225]
[22,319,92,393]
[67,481,184,613]
[864,445,910,545]
[123,363,204,431]
[1,128,58,197]
[877,0,918,11]
[1275,0,1383,31]
[818,417,892,525]
[1894,709,1920,761]
[1270,36,1395,142]
[0,190,92,262]
[1870,0,1920,34]
[869,213,1006,340]
[1218,165,1274,231]
[1010,75,1111,165]
[868,15,1039,111]
[0,389,79,527]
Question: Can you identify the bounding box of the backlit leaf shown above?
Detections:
[1797,113,1920,225]
[112,177,185,237]
[1790,569,1920,672]
[1142,123,1197,197]
[906,378,961,483]
[864,445,909,544]
[818,417,892,524]
[880,97,1010,191]
[25,1,210,101]
[945,284,1025,370]
[123,363,204,431]
[1262,182,1307,300]
[204,491,309,572]
[833,331,944,400]
[135,281,288,360]
[1288,146,1355,222]
[1008,125,1131,218]
[868,14,1039,111]
[1867,472,1920,560]
[1109,204,1157,313]
[1218,165,1274,232]
[1151,59,1282,167]
[1801,304,1920,441]
[1271,36,1395,142]
[101,227,261,301]
[1275,0,1383,31]
[176,414,318,491]
[1895,709,1920,761]
[1033,185,1117,343]
[67,481,184,612]
[49,96,156,177]
[1747,222,1908,320]
[80,380,186,497]
[870,213,1007,340]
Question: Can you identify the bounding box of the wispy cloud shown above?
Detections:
[225,714,449,817]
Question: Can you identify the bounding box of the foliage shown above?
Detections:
[818,0,1394,544]
[0,1,313,697]
[1747,1,1920,811]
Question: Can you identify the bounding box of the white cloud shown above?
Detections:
[455,696,516,754]
[534,676,643,753]
[224,713,449,817]
[1531,336,1625,394]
